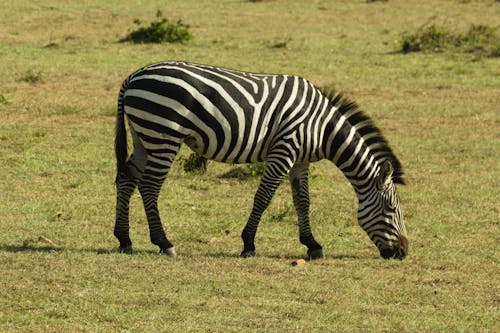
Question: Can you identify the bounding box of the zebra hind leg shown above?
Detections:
[114,170,137,254]
[289,163,324,260]
[138,155,177,256]
[114,148,149,254]
[114,123,149,254]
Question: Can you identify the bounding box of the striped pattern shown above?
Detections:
[114,61,408,259]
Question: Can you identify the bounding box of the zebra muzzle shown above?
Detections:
[380,235,408,260]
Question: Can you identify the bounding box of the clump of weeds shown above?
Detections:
[182,153,208,174]
[19,70,44,84]
[401,23,499,57]
[121,10,192,44]
[0,94,10,105]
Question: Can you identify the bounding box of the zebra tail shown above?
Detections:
[115,80,128,183]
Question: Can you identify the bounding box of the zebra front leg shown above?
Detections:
[241,160,291,258]
[138,166,176,256]
[114,173,136,254]
[289,163,323,260]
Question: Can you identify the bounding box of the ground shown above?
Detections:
[0,0,498,332]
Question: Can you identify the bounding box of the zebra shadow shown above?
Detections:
[0,244,64,253]
[266,253,364,260]
[0,244,366,260]
[0,244,156,255]
[204,251,364,261]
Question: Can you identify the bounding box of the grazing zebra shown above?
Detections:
[114,61,408,260]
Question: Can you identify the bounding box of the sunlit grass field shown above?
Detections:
[0,0,498,331]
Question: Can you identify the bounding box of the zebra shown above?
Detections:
[114,61,408,260]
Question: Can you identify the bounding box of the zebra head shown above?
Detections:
[358,160,408,259]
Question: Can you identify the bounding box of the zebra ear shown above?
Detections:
[377,160,394,191]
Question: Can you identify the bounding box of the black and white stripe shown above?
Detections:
[114,61,408,259]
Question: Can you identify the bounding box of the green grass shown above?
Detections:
[0,0,499,332]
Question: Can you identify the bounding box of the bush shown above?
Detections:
[0,94,9,105]
[460,24,498,55]
[269,37,291,49]
[183,153,208,174]
[247,162,267,177]
[218,162,266,180]
[401,23,499,57]
[401,25,455,53]
[121,10,192,44]
[19,70,43,84]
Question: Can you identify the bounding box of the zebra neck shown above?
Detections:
[323,112,379,196]
[339,156,380,200]
[319,90,404,189]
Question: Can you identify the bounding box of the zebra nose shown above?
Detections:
[380,235,408,260]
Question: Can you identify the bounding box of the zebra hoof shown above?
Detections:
[119,245,133,254]
[160,247,177,257]
[308,249,324,260]
[240,250,256,258]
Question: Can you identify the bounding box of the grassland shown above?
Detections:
[0,0,499,332]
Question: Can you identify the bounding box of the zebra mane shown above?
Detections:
[320,87,405,185]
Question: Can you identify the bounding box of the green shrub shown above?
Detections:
[460,24,498,55]
[219,167,251,180]
[121,10,192,44]
[270,204,292,222]
[269,37,291,49]
[401,23,499,57]
[19,70,43,84]
[0,94,9,105]
[218,162,266,180]
[182,153,208,174]
[490,44,500,57]
[247,162,266,177]
[402,24,455,53]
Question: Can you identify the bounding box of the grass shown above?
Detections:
[0,0,499,332]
